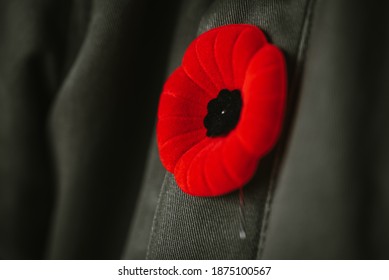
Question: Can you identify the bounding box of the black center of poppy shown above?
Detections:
[203,89,243,137]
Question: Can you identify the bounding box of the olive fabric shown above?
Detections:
[1,0,389,260]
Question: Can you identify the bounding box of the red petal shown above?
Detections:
[182,38,219,98]
[222,132,259,186]
[202,135,258,196]
[158,129,206,172]
[160,67,210,110]
[195,28,225,90]
[232,25,267,88]
[187,140,221,196]
[157,114,205,145]
[239,44,287,157]
[174,139,213,194]
[214,25,248,89]
[202,140,237,195]
[158,93,206,119]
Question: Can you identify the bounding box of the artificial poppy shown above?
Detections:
[157,24,287,196]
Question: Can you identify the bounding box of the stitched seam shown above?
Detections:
[146,172,169,259]
[256,0,319,259]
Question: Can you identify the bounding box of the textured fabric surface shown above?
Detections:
[147,171,271,259]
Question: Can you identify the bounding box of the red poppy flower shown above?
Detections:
[157,24,287,197]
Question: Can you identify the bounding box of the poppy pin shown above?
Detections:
[157,24,287,196]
